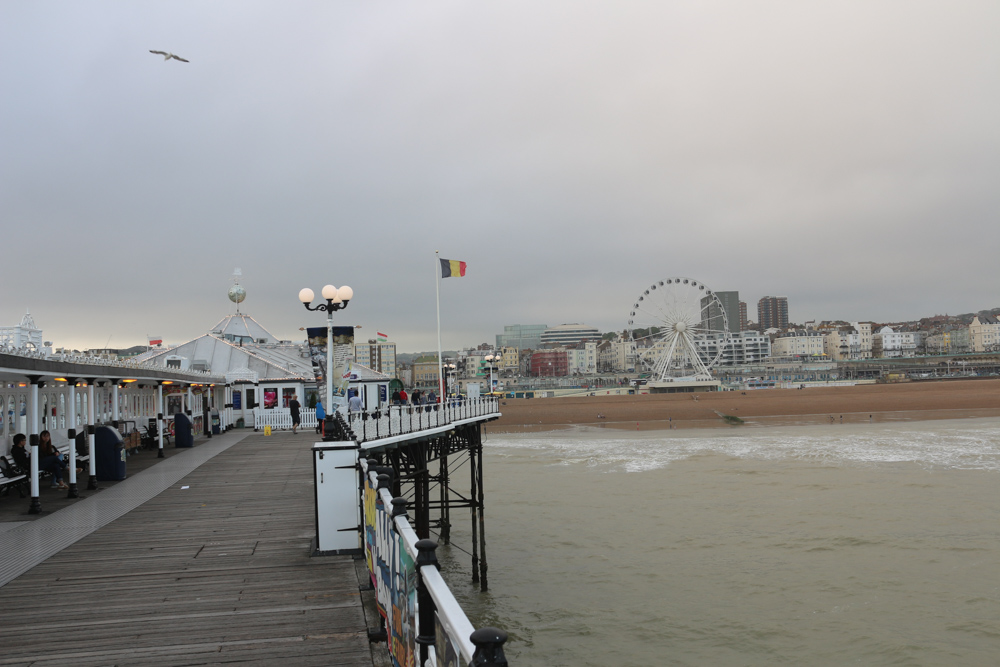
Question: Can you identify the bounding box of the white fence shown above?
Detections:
[346,397,500,444]
[252,409,319,431]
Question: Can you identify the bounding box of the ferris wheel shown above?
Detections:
[626,278,731,382]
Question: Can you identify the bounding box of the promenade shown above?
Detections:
[0,430,374,666]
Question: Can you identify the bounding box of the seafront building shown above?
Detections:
[757,296,789,331]
[701,291,742,333]
[496,324,547,350]
[539,324,600,348]
[968,316,1000,352]
[354,339,397,377]
[770,331,826,358]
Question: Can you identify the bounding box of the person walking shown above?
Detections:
[315,399,325,437]
[289,394,301,434]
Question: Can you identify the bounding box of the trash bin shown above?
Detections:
[95,425,126,481]
[211,409,220,435]
[174,412,193,448]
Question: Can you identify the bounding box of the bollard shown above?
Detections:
[390,496,408,519]
[414,539,439,666]
[470,627,509,667]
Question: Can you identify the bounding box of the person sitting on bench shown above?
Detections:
[39,430,69,489]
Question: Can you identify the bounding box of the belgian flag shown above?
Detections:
[439,258,467,278]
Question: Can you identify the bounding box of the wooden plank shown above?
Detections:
[0,433,375,666]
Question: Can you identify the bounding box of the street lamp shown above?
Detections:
[483,354,500,394]
[299,284,352,438]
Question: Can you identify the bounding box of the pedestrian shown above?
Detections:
[391,389,401,405]
[315,399,325,436]
[289,394,301,435]
[399,388,408,405]
[348,390,363,413]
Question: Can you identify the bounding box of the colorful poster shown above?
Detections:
[264,389,277,409]
[307,326,356,409]
[435,614,464,667]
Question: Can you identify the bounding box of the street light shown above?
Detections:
[299,284,353,439]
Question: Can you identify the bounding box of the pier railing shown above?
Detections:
[360,459,508,667]
[346,397,500,444]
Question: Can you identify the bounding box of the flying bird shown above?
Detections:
[149,50,189,63]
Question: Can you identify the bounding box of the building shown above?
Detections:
[0,311,44,350]
[354,340,397,377]
[701,291,741,333]
[411,360,440,389]
[771,331,826,358]
[822,323,873,360]
[597,339,637,373]
[539,324,600,348]
[969,316,1000,352]
[872,327,922,358]
[757,296,789,331]
[530,349,569,376]
[739,301,748,332]
[496,324,548,351]
[925,328,970,355]
[566,341,598,375]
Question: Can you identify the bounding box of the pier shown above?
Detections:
[0,430,375,665]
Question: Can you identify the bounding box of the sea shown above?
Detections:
[438,418,1000,666]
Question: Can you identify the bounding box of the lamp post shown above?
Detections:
[484,354,498,394]
[299,284,353,439]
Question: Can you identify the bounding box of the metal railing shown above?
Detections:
[346,397,500,444]
[360,459,508,667]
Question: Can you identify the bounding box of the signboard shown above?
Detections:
[307,326,356,408]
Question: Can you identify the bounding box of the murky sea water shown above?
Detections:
[439,418,1000,666]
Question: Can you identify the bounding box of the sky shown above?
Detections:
[3,1,999,353]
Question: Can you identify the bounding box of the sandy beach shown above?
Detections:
[484,378,1000,433]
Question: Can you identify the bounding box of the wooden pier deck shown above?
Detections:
[0,430,375,666]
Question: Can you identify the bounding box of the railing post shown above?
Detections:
[415,539,439,666]
[470,627,509,667]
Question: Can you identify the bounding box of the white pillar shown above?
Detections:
[68,382,77,491]
[187,385,194,416]
[112,382,120,423]
[28,380,40,509]
[157,383,164,458]
[88,382,97,479]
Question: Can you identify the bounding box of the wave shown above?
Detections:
[486,420,1000,473]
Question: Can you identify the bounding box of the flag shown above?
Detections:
[439,258,467,278]
[148,336,162,346]
[377,332,388,342]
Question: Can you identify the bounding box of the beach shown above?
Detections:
[485,378,1000,433]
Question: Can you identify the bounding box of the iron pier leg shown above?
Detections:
[470,440,479,584]
[476,428,488,592]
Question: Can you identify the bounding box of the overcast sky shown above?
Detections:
[3,2,998,352]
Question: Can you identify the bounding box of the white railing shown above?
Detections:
[360,459,508,667]
[252,408,319,431]
[346,397,500,444]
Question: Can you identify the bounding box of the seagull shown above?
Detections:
[149,50,189,63]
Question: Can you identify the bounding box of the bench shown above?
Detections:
[0,456,28,498]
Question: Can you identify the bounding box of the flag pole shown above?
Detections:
[435,251,444,398]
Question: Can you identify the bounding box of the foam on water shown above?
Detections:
[486,418,1000,473]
